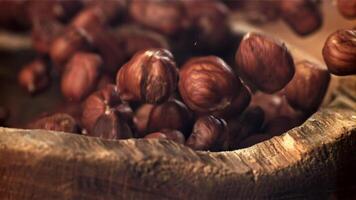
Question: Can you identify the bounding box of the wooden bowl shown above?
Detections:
[0,31,355,199]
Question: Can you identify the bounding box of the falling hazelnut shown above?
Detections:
[322,29,356,76]
[186,115,227,151]
[129,0,187,35]
[279,0,322,36]
[28,113,79,133]
[90,110,132,140]
[183,0,230,50]
[250,91,305,124]
[18,59,50,94]
[336,0,356,19]
[116,48,179,103]
[147,99,192,136]
[61,52,102,102]
[237,1,280,24]
[283,60,330,113]
[81,84,122,131]
[179,56,242,113]
[235,32,295,93]
[145,129,185,144]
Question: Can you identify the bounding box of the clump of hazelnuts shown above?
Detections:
[5,0,353,152]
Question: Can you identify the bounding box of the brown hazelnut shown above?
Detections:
[90,110,132,140]
[28,113,79,134]
[183,0,230,50]
[322,29,356,76]
[215,84,251,119]
[238,134,272,149]
[129,0,187,35]
[283,61,330,113]
[61,52,102,102]
[133,104,155,136]
[81,84,122,131]
[235,32,295,93]
[336,0,356,19]
[114,24,169,59]
[144,129,185,144]
[250,92,305,123]
[49,27,92,72]
[147,99,192,135]
[227,106,265,150]
[18,59,50,94]
[186,115,227,151]
[279,0,322,36]
[179,56,242,113]
[31,18,64,54]
[116,48,178,103]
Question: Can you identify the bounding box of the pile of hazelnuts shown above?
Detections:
[1,0,355,151]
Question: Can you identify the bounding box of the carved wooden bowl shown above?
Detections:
[0,32,355,199]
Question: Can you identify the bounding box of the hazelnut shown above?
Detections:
[336,0,356,19]
[28,113,79,134]
[81,84,122,131]
[116,48,179,103]
[49,27,92,72]
[215,84,251,119]
[238,134,272,149]
[31,18,64,54]
[61,52,102,101]
[144,129,185,144]
[147,99,192,136]
[18,59,50,94]
[283,61,330,113]
[235,32,295,93]
[250,91,305,123]
[279,0,322,36]
[227,106,265,150]
[322,29,356,76]
[129,0,187,35]
[179,56,242,113]
[186,115,227,151]
[133,104,155,136]
[90,110,132,140]
[114,24,169,59]
[183,0,230,50]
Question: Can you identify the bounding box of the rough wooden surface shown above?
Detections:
[0,106,355,199]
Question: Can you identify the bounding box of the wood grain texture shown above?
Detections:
[0,106,355,199]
